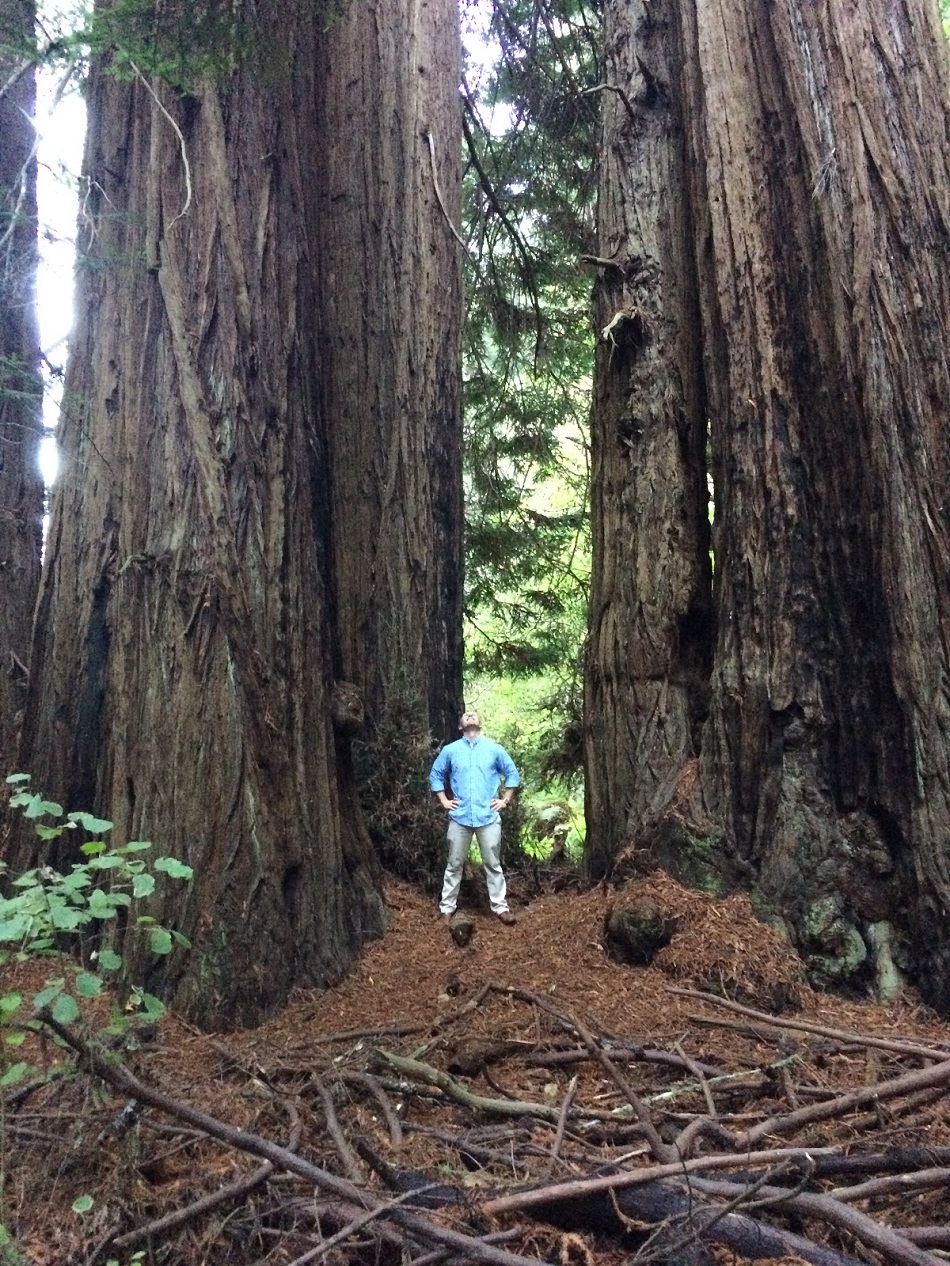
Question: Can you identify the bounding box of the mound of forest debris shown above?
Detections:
[4,873,950,1265]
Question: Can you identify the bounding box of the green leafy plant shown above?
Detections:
[0,774,193,1085]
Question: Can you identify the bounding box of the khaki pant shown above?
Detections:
[439,819,509,915]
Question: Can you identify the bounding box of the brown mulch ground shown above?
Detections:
[3,870,950,1265]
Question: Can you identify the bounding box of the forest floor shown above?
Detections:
[2,867,950,1266]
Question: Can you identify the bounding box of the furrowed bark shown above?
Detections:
[587,0,950,1008]
[0,0,43,768]
[584,0,712,879]
[314,0,464,746]
[14,0,463,1027]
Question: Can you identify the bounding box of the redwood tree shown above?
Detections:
[586,0,950,1008]
[0,0,43,766]
[314,2,464,748]
[15,0,462,1028]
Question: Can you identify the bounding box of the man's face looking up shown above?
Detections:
[460,711,481,738]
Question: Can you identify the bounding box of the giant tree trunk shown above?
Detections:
[314,0,464,747]
[0,0,43,767]
[587,0,950,1009]
[15,0,462,1028]
[584,0,712,879]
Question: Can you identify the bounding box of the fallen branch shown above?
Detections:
[283,1182,442,1266]
[112,1160,275,1250]
[672,988,950,1061]
[487,984,673,1162]
[480,1145,839,1215]
[336,1069,404,1146]
[309,1074,363,1183]
[830,1165,950,1203]
[674,1038,717,1119]
[523,1043,723,1078]
[503,1172,865,1266]
[370,1048,564,1124]
[547,1074,578,1175]
[35,1013,546,1266]
[733,1055,950,1150]
[688,1174,946,1266]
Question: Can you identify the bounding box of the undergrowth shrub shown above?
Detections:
[0,775,192,1084]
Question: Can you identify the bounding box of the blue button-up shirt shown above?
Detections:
[429,736,521,827]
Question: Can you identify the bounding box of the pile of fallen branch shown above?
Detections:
[12,979,950,1265]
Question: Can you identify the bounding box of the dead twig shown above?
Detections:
[480,1145,840,1216]
[688,1174,947,1266]
[733,1055,950,1151]
[488,983,674,1163]
[336,1069,404,1147]
[309,1074,363,1183]
[830,1165,950,1203]
[547,1074,578,1176]
[34,1012,550,1266]
[673,1039,718,1118]
[672,988,950,1062]
[371,1048,564,1124]
[283,1183,442,1266]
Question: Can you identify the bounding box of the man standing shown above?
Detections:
[429,710,520,925]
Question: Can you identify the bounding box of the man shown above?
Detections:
[429,710,520,925]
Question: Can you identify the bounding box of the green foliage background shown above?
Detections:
[460,0,598,846]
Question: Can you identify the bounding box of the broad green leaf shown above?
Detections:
[59,871,92,891]
[149,928,173,955]
[88,890,118,918]
[90,893,127,920]
[153,857,193,880]
[71,1195,94,1214]
[50,906,84,931]
[51,993,80,1024]
[67,812,113,834]
[0,1061,30,1086]
[0,916,29,942]
[5,1031,26,1047]
[80,841,106,856]
[0,993,22,1017]
[97,948,123,971]
[25,797,63,820]
[132,873,155,899]
[75,973,103,999]
[122,841,153,853]
[5,773,31,784]
[33,980,65,1009]
[35,824,64,841]
[86,854,127,870]
[171,930,192,949]
[138,991,165,1018]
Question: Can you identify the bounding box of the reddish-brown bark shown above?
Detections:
[0,0,43,767]
[587,0,950,1009]
[14,0,462,1027]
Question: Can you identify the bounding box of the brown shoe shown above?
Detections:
[496,910,517,926]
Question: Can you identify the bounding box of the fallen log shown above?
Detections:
[538,1176,868,1266]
